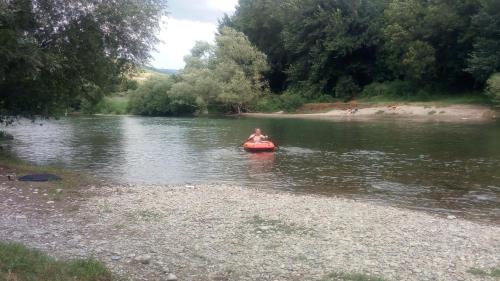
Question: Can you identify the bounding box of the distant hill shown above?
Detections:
[143,66,179,75]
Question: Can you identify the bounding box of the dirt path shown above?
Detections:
[246,104,498,122]
[1,167,499,281]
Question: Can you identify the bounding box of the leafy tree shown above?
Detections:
[128,76,198,116]
[281,0,385,97]
[0,0,167,120]
[485,73,500,105]
[466,0,500,83]
[225,0,288,91]
[383,0,479,86]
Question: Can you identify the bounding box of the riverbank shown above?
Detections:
[1,165,499,281]
[246,103,498,122]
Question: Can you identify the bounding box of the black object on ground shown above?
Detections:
[18,174,62,182]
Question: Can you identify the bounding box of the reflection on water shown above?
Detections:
[3,116,500,223]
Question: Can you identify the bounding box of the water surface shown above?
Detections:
[3,116,500,223]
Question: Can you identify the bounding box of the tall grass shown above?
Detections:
[0,242,113,281]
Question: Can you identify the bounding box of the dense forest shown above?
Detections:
[1,0,500,118]
[128,0,500,115]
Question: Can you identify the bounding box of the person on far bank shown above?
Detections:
[247,128,268,143]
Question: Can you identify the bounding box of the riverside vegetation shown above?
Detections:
[96,0,500,116]
[2,0,500,118]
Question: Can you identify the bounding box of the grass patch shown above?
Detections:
[0,242,113,281]
[427,110,437,115]
[125,209,162,222]
[322,271,386,281]
[375,110,385,115]
[467,267,500,278]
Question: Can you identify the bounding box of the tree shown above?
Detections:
[281,0,385,97]
[0,0,167,120]
[225,0,288,91]
[383,0,479,86]
[466,0,500,83]
[485,73,500,105]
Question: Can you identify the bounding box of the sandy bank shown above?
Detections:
[246,104,498,122]
[1,180,499,281]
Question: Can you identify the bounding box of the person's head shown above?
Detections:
[255,128,262,135]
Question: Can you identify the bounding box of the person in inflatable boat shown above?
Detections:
[247,128,269,143]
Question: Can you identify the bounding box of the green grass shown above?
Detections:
[322,271,386,281]
[358,93,490,106]
[0,242,113,281]
[467,267,500,278]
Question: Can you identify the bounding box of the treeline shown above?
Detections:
[129,0,500,116]
[224,0,500,100]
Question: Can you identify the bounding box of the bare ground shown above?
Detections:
[247,104,498,122]
[0,166,499,281]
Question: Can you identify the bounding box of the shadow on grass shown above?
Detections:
[0,242,113,281]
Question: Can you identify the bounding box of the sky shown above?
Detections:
[150,0,238,70]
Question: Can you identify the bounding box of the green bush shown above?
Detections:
[128,76,198,116]
[335,76,360,99]
[279,93,306,111]
[249,93,305,113]
[485,73,500,106]
[361,80,415,98]
[250,95,283,112]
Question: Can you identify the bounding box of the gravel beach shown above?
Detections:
[1,180,499,281]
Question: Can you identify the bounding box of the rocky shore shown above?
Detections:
[1,180,499,281]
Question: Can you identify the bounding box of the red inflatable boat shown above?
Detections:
[243,141,276,152]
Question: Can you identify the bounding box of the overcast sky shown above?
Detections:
[150,0,238,70]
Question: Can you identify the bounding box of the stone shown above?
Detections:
[166,273,178,281]
[111,255,121,261]
[447,215,457,220]
[134,254,151,265]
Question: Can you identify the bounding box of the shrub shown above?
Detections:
[361,80,415,98]
[279,93,306,112]
[128,76,198,116]
[335,76,360,99]
[250,95,283,112]
[485,73,500,106]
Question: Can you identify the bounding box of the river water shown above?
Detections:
[3,116,500,222]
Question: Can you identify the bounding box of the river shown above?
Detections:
[3,116,500,223]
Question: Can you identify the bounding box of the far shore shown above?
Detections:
[245,103,499,122]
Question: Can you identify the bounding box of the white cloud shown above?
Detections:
[150,0,238,70]
[150,17,217,70]
[206,0,238,13]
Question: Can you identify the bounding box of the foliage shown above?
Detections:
[249,92,305,112]
[0,0,167,120]
[335,76,361,99]
[129,28,269,116]
[224,0,288,91]
[128,76,198,116]
[466,0,500,82]
[485,73,500,105]
[0,242,113,281]
[226,0,498,103]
